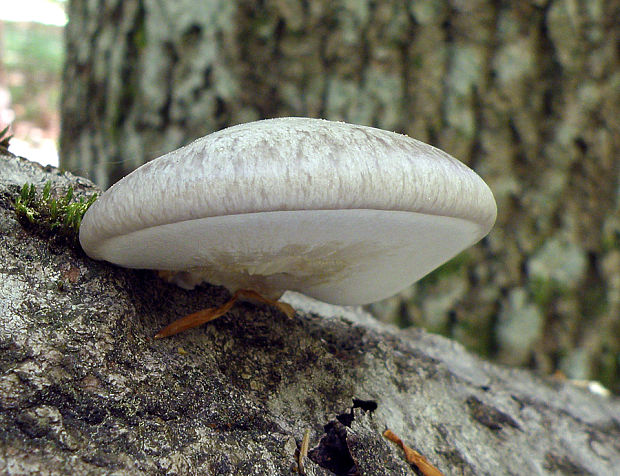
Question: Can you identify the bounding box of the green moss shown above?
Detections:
[0,126,12,154]
[14,181,98,245]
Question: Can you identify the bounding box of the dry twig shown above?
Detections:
[383,429,444,476]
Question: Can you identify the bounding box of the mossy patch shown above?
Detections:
[14,181,98,246]
[0,126,12,155]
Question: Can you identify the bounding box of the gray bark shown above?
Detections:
[2,153,619,475]
[61,0,620,393]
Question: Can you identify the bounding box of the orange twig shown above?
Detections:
[383,429,444,476]
[154,289,295,339]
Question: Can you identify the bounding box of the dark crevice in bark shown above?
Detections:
[308,399,377,475]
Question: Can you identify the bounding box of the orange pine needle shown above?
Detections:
[383,429,444,476]
[154,299,236,339]
[154,289,296,339]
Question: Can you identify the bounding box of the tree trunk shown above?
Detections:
[60,1,620,391]
[2,153,620,475]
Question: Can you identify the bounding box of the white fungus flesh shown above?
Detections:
[79,117,497,305]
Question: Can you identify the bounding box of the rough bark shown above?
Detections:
[61,0,620,392]
[2,153,619,475]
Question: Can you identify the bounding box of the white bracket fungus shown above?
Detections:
[79,118,496,337]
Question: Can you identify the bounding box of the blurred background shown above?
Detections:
[1,0,619,393]
[0,0,65,166]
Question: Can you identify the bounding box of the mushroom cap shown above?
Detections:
[79,117,496,305]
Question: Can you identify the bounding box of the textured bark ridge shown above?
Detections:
[1,154,619,475]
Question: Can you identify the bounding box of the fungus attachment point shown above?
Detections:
[79,118,497,337]
[154,289,295,339]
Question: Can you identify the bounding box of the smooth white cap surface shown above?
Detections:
[79,118,497,305]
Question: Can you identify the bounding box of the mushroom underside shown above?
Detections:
[85,208,485,305]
